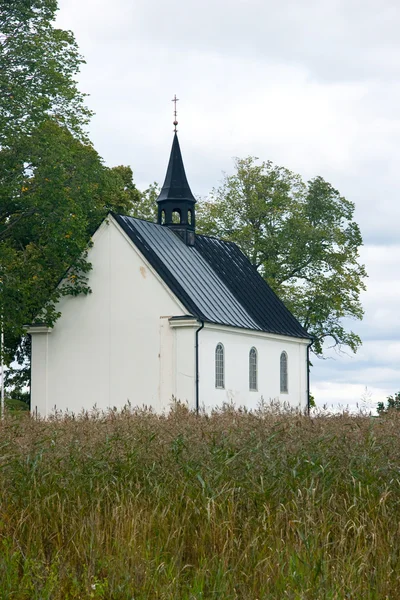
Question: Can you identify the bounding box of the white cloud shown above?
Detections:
[311,381,387,414]
[58,0,400,83]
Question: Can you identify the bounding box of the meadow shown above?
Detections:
[0,403,399,599]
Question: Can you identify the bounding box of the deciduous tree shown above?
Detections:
[0,120,142,368]
[0,0,91,143]
[197,157,367,355]
[0,1,146,388]
[377,392,400,415]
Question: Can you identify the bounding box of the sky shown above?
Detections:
[56,0,400,413]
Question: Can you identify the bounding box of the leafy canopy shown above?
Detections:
[197,157,367,355]
[0,1,148,381]
[0,0,91,143]
[377,392,400,415]
[0,120,142,364]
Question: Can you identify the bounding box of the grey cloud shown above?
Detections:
[59,0,400,84]
[95,0,400,83]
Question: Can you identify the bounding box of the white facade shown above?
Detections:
[198,324,308,412]
[30,216,309,417]
[31,217,184,416]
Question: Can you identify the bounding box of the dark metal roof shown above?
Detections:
[194,235,310,339]
[156,133,196,205]
[113,214,310,339]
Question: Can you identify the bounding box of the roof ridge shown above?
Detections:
[111,212,158,226]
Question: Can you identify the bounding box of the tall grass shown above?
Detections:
[0,403,400,599]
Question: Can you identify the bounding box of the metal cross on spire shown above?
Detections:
[172,94,179,132]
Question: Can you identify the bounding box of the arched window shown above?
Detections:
[188,209,192,225]
[249,347,257,391]
[172,209,181,224]
[280,351,288,393]
[161,210,166,224]
[215,343,224,389]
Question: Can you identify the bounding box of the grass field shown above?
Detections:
[0,403,399,599]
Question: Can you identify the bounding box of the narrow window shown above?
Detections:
[188,209,192,225]
[249,347,257,391]
[172,209,181,224]
[161,210,166,224]
[215,343,224,389]
[280,351,288,393]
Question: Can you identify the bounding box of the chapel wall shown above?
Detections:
[30,331,49,417]
[31,218,185,417]
[198,326,308,413]
[172,326,196,410]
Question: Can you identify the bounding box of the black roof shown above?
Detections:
[112,214,310,340]
[157,133,196,205]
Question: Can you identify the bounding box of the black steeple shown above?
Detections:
[157,132,197,246]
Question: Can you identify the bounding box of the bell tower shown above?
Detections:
[156,96,196,246]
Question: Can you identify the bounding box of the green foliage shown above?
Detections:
[0,0,94,376]
[0,120,141,372]
[0,407,399,598]
[308,392,316,408]
[377,391,400,415]
[108,164,146,216]
[197,157,367,355]
[5,396,29,412]
[130,181,160,221]
[0,2,145,385]
[0,0,92,143]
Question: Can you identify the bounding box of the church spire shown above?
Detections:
[157,100,196,246]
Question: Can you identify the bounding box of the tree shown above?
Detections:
[0,0,91,144]
[377,392,400,415]
[197,157,367,355]
[0,119,142,379]
[129,180,159,222]
[0,0,94,359]
[0,2,148,389]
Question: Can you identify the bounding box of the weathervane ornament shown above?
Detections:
[172,94,179,132]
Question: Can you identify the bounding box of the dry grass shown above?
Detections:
[0,403,400,599]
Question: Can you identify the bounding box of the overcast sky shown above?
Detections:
[56,0,400,412]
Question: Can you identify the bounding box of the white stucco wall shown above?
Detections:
[198,324,309,413]
[30,327,51,417]
[30,217,187,417]
[30,216,309,417]
[174,326,197,409]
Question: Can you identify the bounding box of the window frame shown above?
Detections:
[249,347,258,391]
[215,343,225,389]
[280,351,288,393]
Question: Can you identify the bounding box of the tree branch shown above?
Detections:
[0,207,36,241]
[275,256,314,285]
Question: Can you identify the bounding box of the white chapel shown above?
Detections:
[29,131,312,417]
